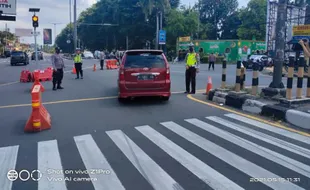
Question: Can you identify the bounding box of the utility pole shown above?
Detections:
[51,23,61,45]
[197,0,200,39]
[73,0,77,51]
[69,0,72,24]
[4,23,7,54]
[160,11,163,50]
[155,12,159,50]
[269,0,288,89]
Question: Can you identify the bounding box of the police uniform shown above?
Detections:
[51,47,65,90]
[74,50,83,79]
[185,46,200,94]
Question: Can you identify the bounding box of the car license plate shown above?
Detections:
[137,74,154,80]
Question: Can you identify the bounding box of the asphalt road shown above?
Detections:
[0,54,309,190]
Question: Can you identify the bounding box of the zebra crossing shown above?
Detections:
[1,113,310,190]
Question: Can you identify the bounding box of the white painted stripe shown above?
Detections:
[208,116,310,159]
[107,130,183,190]
[38,140,67,190]
[74,134,125,190]
[185,119,310,177]
[161,121,304,190]
[136,125,244,190]
[0,145,19,190]
[225,114,310,145]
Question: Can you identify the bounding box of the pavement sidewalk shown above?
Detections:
[206,87,310,131]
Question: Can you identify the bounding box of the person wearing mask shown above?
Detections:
[184,44,200,94]
[73,48,83,79]
[100,50,105,70]
[208,52,216,70]
[51,47,65,90]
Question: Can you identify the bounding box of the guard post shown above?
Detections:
[235,61,241,92]
[296,56,305,99]
[252,62,259,95]
[286,56,295,100]
[221,60,226,89]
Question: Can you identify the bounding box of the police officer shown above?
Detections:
[99,50,105,70]
[51,47,65,90]
[184,44,200,94]
[74,48,83,79]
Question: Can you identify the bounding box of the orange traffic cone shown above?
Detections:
[205,76,212,95]
[72,66,76,74]
[93,64,96,71]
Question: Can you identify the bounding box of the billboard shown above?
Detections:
[15,28,33,37]
[293,25,310,36]
[0,0,16,15]
[43,29,52,44]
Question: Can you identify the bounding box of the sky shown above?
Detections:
[1,0,250,45]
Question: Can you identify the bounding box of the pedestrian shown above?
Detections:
[100,50,105,70]
[184,44,200,94]
[208,52,216,70]
[51,47,65,91]
[73,48,83,79]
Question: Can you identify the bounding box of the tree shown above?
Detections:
[237,0,267,40]
[55,24,73,53]
[199,0,238,39]
[220,11,241,39]
[169,0,180,9]
[0,30,15,53]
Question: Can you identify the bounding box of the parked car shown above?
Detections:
[118,49,170,101]
[31,51,43,60]
[4,50,11,58]
[83,51,94,59]
[10,51,29,66]
[243,55,268,71]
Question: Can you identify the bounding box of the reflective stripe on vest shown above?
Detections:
[187,53,196,66]
[74,54,82,63]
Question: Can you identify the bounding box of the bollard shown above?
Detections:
[252,62,259,95]
[235,61,241,92]
[296,56,305,99]
[286,56,295,100]
[240,67,245,90]
[307,57,310,97]
[221,60,226,89]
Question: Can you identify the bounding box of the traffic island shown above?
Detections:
[206,86,310,130]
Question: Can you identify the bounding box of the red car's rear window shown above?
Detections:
[124,52,165,68]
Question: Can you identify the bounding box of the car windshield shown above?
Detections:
[12,52,24,56]
[124,52,165,68]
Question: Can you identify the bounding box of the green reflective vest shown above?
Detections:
[186,53,197,66]
[74,54,82,63]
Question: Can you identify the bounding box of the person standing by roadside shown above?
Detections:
[51,47,65,91]
[100,50,105,70]
[73,48,83,79]
[184,44,200,94]
[208,52,216,70]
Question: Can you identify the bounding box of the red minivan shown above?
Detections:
[118,50,171,101]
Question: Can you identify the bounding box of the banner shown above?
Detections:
[179,36,191,42]
[15,28,32,37]
[43,29,52,44]
[293,25,310,36]
[0,0,16,15]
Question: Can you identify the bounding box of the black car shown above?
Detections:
[10,51,29,66]
[31,51,43,60]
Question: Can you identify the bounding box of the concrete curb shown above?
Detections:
[286,110,310,129]
[208,90,310,130]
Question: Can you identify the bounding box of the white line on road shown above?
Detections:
[0,145,19,190]
[74,134,125,190]
[107,130,183,190]
[161,121,304,190]
[136,125,244,190]
[225,114,310,145]
[185,119,310,177]
[207,116,310,159]
[38,140,67,190]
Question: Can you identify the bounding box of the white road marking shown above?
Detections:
[0,145,19,190]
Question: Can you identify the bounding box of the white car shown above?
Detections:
[83,51,94,59]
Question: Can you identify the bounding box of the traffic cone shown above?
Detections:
[72,66,76,74]
[93,64,96,71]
[204,76,212,95]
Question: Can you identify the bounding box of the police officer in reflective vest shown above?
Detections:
[74,48,83,79]
[184,44,200,94]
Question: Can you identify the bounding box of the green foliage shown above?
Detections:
[199,0,238,39]
[55,24,74,53]
[221,11,241,39]
[237,0,267,40]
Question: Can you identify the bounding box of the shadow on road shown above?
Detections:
[118,97,169,106]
